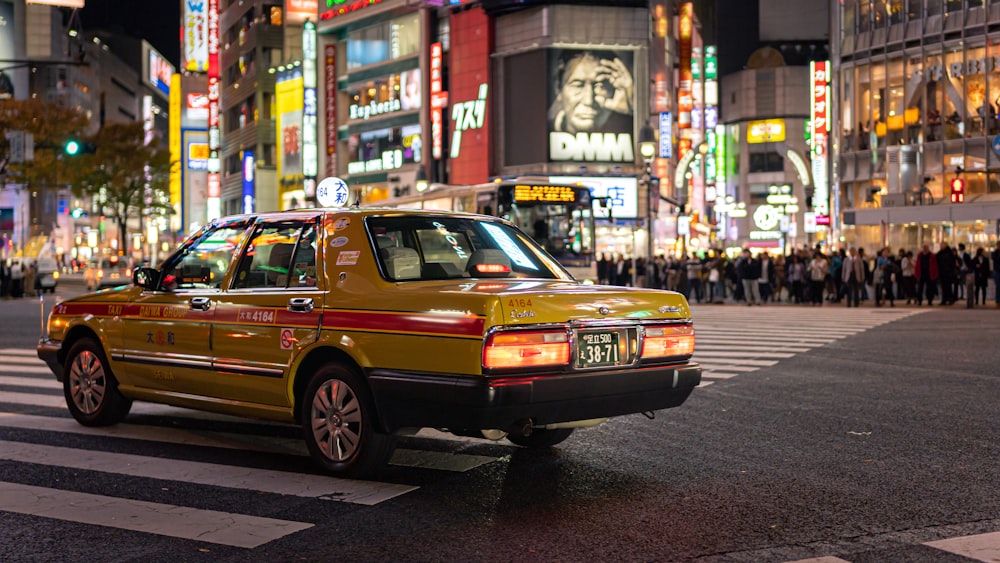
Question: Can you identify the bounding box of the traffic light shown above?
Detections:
[64,139,96,156]
[950,177,965,203]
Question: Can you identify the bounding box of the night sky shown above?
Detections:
[79,0,181,68]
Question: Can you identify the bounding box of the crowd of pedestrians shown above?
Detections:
[0,258,39,299]
[595,239,1000,309]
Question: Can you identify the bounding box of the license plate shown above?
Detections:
[577,331,620,368]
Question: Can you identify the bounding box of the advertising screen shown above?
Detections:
[552,175,638,219]
[548,48,635,163]
[285,0,318,24]
[183,0,208,72]
[276,72,304,184]
[448,7,490,183]
[147,47,174,97]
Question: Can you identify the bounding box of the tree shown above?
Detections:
[0,99,89,236]
[71,122,172,254]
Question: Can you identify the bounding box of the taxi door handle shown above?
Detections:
[189,297,211,311]
[288,297,314,313]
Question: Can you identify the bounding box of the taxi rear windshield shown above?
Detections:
[366,216,571,281]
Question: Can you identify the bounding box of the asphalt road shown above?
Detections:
[1,282,999,562]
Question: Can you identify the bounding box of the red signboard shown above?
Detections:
[811,60,828,154]
[325,43,337,178]
[447,8,492,184]
[430,42,444,160]
[678,2,693,129]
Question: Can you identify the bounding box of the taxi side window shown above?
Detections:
[163,223,249,290]
[233,222,318,289]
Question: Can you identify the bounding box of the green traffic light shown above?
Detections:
[65,140,81,155]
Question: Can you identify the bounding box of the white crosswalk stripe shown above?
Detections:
[688,305,926,383]
[784,530,1000,562]
[0,346,510,547]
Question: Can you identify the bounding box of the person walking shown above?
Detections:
[737,249,762,305]
[936,242,956,305]
[972,247,991,306]
[842,247,865,307]
[958,243,975,308]
[992,241,1000,306]
[758,252,775,303]
[787,254,805,304]
[900,249,916,304]
[596,253,609,285]
[807,250,829,306]
[685,254,704,303]
[9,259,24,298]
[914,243,939,306]
[0,258,9,298]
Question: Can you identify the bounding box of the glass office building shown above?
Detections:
[835,0,1000,250]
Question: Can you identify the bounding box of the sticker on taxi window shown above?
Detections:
[330,236,349,247]
[336,251,361,265]
[333,217,351,231]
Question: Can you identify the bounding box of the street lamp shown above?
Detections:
[638,124,656,286]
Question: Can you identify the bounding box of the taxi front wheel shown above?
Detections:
[64,338,132,426]
[302,364,396,477]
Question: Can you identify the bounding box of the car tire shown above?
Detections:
[302,364,395,477]
[63,337,132,426]
[507,428,574,448]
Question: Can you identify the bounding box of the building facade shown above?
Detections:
[834,0,1000,250]
[315,0,682,262]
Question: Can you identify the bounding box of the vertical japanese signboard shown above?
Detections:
[302,21,318,198]
[324,43,337,178]
[448,8,491,183]
[430,42,446,160]
[678,2,693,130]
[810,60,829,218]
[183,0,208,72]
[207,0,220,220]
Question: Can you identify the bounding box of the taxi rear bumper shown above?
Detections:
[367,362,701,433]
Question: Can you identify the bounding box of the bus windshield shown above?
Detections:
[495,183,595,274]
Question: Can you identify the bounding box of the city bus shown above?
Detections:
[369,178,598,279]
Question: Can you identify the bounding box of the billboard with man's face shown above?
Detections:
[548,48,635,163]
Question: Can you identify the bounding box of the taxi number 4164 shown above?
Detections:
[507,298,532,308]
[239,309,276,323]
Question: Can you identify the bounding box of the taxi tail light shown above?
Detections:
[641,324,695,360]
[483,330,570,369]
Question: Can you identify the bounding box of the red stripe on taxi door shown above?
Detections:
[322,310,485,337]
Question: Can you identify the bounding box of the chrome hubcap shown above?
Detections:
[310,379,362,462]
[69,350,106,415]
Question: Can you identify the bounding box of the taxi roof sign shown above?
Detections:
[317,177,351,207]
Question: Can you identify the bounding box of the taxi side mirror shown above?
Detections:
[133,267,160,290]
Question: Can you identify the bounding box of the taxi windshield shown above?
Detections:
[366,215,572,281]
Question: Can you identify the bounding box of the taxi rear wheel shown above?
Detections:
[302,364,395,477]
[63,338,132,426]
[507,428,574,448]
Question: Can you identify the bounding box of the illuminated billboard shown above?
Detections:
[285,0,317,24]
[144,43,174,97]
[276,70,304,194]
[548,48,635,163]
[678,2,693,129]
[552,175,638,219]
[183,0,209,73]
[810,60,830,217]
[747,119,786,143]
[448,7,491,183]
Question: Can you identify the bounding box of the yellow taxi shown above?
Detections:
[38,195,701,477]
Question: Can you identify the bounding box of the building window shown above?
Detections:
[267,5,283,26]
[748,149,784,173]
[346,13,420,70]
